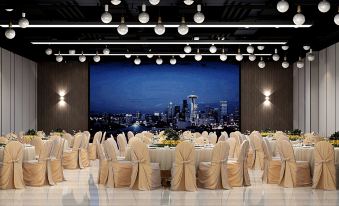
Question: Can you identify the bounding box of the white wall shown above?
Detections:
[0,47,37,135]
[293,42,339,137]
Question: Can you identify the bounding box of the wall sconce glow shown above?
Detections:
[263,90,271,106]
[265,96,270,101]
[58,90,66,107]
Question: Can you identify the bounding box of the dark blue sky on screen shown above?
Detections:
[90,62,239,113]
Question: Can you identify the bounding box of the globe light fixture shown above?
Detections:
[307,49,315,62]
[56,52,63,62]
[149,0,160,5]
[170,56,177,65]
[154,17,165,35]
[117,17,128,35]
[179,54,186,58]
[184,44,192,53]
[293,5,305,25]
[184,0,194,5]
[258,57,266,69]
[138,4,150,24]
[195,49,202,61]
[282,57,289,68]
[303,45,310,51]
[220,49,227,61]
[249,54,256,61]
[257,45,265,51]
[318,0,330,13]
[297,57,304,68]
[79,52,86,62]
[45,48,53,55]
[246,45,254,53]
[18,12,29,28]
[235,49,243,61]
[93,52,101,62]
[156,56,163,65]
[111,0,121,5]
[193,4,205,24]
[103,47,110,55]
[5,22,15,39]
[335,7,339,25]
[147,49,153,58]
[101,5,112,24]
[209,44,217,53]
[282,45,289,50]
[178,17,189,35]
[272,49,280,61]
[134,56,141,65]
[277,0,289,13]
[125,50,131,58]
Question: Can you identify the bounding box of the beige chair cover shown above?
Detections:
[218,134,226,142]
[30,136,44,158]
[88,131,102,160]
[312,141,336,190]
[51,138,65,182]
[101,132,107,144]
[208,133,217,145]
[63,133,74,148]
[197,141,231,189]
[79,133,90,167]
[49,135,61,141]
[195,136,205,145]
[0,141,25,189]
[194,132,201,138]
[227,138,236,158]
[23,140,55,186]
[117,134,127,157]
[0,136,9,144]
[104,139,132,188]
[221,131,229,138]
[171,142,197,191]
[127,131,134,141]
[275,133,289,141]
[227,140,251,187]
[63,133,83,169]
[248,133,265,170]
[202,131,208,138]
[230,132,242,159]
[128,136,140,146]
[262,138,281,184]
[96,141,109,185]
[277,140,312,187]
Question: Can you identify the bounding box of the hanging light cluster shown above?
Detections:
[4,11,30,39]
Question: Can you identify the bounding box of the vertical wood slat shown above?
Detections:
[326,45,336,136]
[318,49,327,137]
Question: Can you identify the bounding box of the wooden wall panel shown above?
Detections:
[1,49,11,134]
[14,55,23,132]
[293,63,299,129]
[318,49,327,136]
[37,62,89,133]
[241,62,293,132]
[326,45,336,136]
[305,57,311,132]
[298,61,305,132]
[336,43,339,131]
[310,52,319,132]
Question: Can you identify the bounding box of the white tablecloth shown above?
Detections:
[125,146,214,170]
[0,145,36,162]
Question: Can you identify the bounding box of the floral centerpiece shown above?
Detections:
[50,128,65,136]
[287,129,302,141]
[156,129,181,147]
[329,131,339,147]
[260,128,275,137]
[23,129,38,143]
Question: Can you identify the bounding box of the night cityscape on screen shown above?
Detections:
[90,62,240,135]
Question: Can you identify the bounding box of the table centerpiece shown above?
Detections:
[329,131,339,147]
[153,128,181,147]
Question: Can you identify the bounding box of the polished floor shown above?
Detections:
[0,161,338,206]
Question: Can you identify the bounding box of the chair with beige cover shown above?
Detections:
[195,135,205,145]
[312,141,336,190]
[50,138,65,182]
[208,132,217,145]
[49,135,61,141]
[117,134,127,157]
[88,131,102,160]
[30,136,44,159]
[274,133,289,142]
[247,133,265,170]
[97,140,109,185]
[128,136,140,146]
[0,141,25,189]
[197,141,231,189]
[227,138,236,158]
[171,141,197,191]
[79,133,90,167]
[0,136,9,144]
[262,138,281,184]
[63,133,83,169]
[230,132,242,159]
[103,139,133,188]
[276,140,312,188]
[227,140,251,187]
[129,140,161,190]
[23,140,55,186]
[101,132,107,144]
[108,136,120,157]
[63,133,74,148]
[127,131,134,141]
[218,134,226,142]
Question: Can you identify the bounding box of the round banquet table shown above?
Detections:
[125,146,214,170]
[0,144,36,162]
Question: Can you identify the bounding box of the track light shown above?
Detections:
[19,12,29,28]
[257,45,265,51]
[154,17,165,35]
[138,4,150,24]
[293,5,305,25]
[194,4,205,24]
[117,17,128,35]
[149,0,160,5]
[178,17,189,35]
[184,0,194,5]
[101,5,112,24]
[281,45,289,50]
[111,0,121,5]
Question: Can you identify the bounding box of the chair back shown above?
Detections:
[101,132,107,144]
[49,135,61,141]
[237,140,251,186]
[39,140,54,162]
[72,133,83,150]
[127,131,134,140]
[104,138,119,161]
[263,138,274,158]
[276,140,298,187]
[209,141,231,189]
[30,136,44,158]
[81,133,90,149]
[63,133,74,148]
[227,138,236,158]
[218,134,226,142]
[117,134,127,157]
[93,131,102,145]
[96,139,106,160]
[208,132,217,145]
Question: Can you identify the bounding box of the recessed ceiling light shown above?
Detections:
[5,9,13,12]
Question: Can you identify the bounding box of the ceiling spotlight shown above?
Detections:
[303,45,310,51]
[246,45,254,53]
[156,56,163,65]
[272,49,280,61]
[18,12,29,28]
[5,9,14,12]
[101,4,112,24]
[56,52,63,62]
[335,7,339,25]
[154,17,165,35]
[235,49,243,61]
[307,49,315,62]
[125,50,131,58]
[318,0,330,13]
[178,17,189,35]
[220,49,227,61]
[79,52,86,62]
[282,57,289,68]
[170,56,177,65]
[195,49,202,61]
[281,45,289,50]
[111,0,121,5]
[258,57,266,69]
[45,48,53,55]
[249,54,256,61]
[134,56,141,65]
[149,0,160,6]
[138,4,150,24]
[179,54,186,58]
[5,22,15,39]
[257,45,265,51]
[209,44,217,53]
[194,4,205,24]
[293,5,305,25]
[277,0,289,13]
[103,47,110,55]
[297,57,304,68]
[147,49,153,58]
[93,52,101,62]
[184,0,194,5]
[184,44,192,53]
[117,17,128,35]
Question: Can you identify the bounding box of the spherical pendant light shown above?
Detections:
[179,54,186,58]
[277,0,289,13]
[307,49,315,62]
[293,5,305,25]
[235,49,243,61]
[5,22,15,39]
[178,17,189,35]
[117,17,128,35]
[220,49,227,61]
[45,48,53,55]
[297,57,304,68]
[154,17,165,35]
[149,0,160,5]
[79,52,86,62]
[282,57,289,68]
[147,49,153,58]
[125,50,131,59]
[258,57,266,69]
[335,7,339,25]
[246,45,254,54]
[138,4,150,24]
[303,45,310,51]
[93,52,101,62]
[101,5,112,24]
[209,44,217,53]
[318,0,331,13]
[249,54,256,61]
[184,44,192,53]
[184,0,194,5]
[103,48,110,55]
[257,45,265,51]
[193,4,205,24]
[170,56,177,65]
[281,45,289,50]
[272,49,280,61]
[195,49,202,61]
[56,52,63,62]
[111,0,121,5]
[156,56,163,65]
[134,56,141,65]
[18,12,29,28]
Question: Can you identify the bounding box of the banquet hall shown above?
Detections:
[0,0,339,205]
